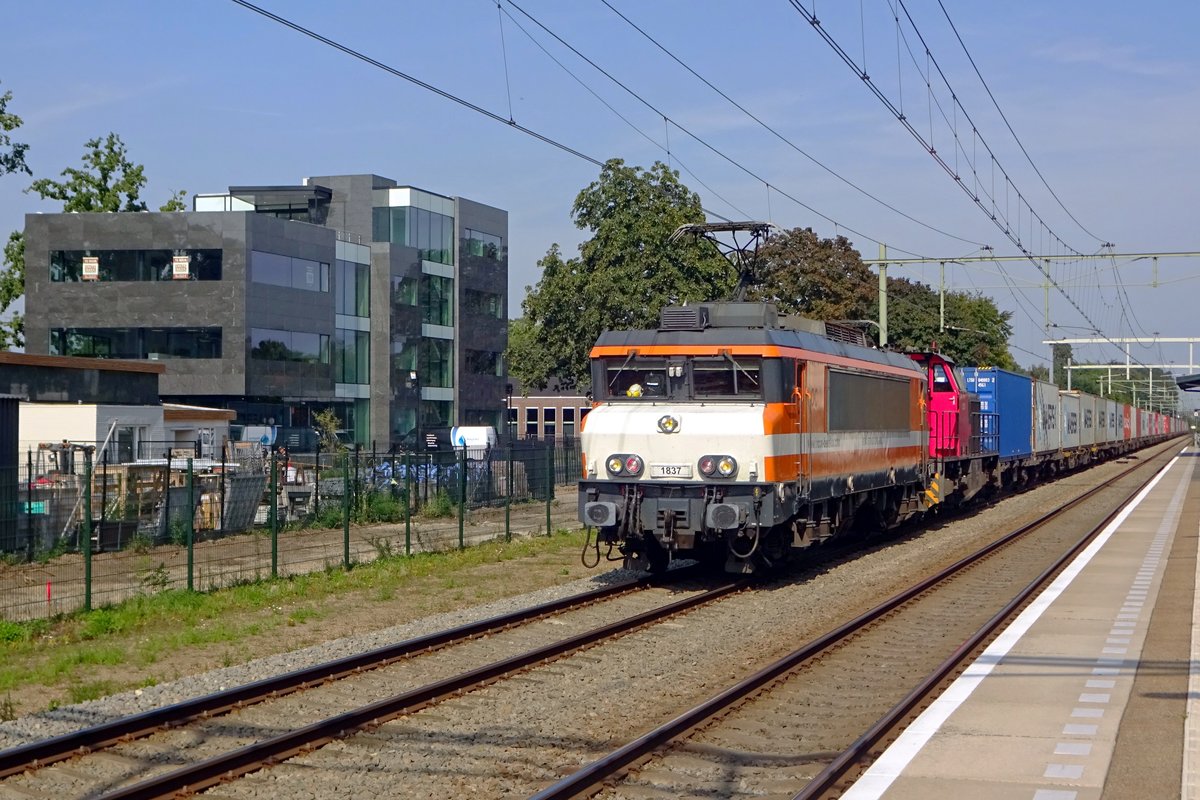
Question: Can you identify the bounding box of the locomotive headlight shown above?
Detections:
[698,455,737,478]
[657,414,680,434]
[605,454,644,476]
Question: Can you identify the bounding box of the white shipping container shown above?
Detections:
[1033,380,1061,453]
[1077,392,1097,447]
[1060,391,1081,450]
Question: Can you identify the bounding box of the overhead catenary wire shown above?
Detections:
[496,5,750,220]
[501,0,933,258]
[786,0,1149,370]
[596,0,988,248]
[934,0,1107,246]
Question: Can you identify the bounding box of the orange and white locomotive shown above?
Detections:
[579,302,930,573]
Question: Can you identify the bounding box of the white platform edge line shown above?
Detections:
[1184,446,1200,800]
[841,455,1183,800]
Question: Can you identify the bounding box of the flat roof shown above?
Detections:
[1177,373,1200,392]
[227,184,331,208]
[0,352,166,374]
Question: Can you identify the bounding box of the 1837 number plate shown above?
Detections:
[650,464,692,478]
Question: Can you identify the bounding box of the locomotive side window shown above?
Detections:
[828,370,910,431]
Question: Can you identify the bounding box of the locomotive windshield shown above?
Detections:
[599,355,762,400]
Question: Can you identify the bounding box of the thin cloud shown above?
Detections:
[1034,38,1185,78]
[25,78,185,129]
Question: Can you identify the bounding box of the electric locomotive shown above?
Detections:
[578,301,930,573]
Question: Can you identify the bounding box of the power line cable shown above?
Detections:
[229,0,603,166]
[597,0,987,248]
[934,0,1107,245]
[501,0,931,258]
[497,5,751,220]
[786,0,1146,368]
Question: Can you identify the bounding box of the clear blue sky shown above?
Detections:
[2,1,1198,395]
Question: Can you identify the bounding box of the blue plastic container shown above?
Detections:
[961,367,1034,460]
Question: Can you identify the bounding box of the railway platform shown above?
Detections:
[844,441,1200,800]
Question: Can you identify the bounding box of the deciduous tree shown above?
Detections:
[2,133,184,348]
[509,159,733,391]
[745,227,875,322]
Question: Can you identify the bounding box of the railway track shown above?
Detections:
[0,441,1181,799]
[532,444,1179,800]
[0,568,748,799]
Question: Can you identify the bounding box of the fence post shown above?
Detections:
[162,449,171,545]
[342,456,351,569]
[82,454,93,612]
[505,444,512,542]
[353,443,361,523]
[186,457,195,591]
[458,446,466,551]
[404,449,412,557]
[545,444,552,536]
[219,453,227,533]
[314,438,322,515]
[25,448,33,561]
[270,449,278,579]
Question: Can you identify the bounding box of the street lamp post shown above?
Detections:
[505,383,513,443]
[407,370,420,452]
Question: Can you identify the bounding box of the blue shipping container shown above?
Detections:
[961,367,1034,460]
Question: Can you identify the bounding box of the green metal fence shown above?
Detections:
[0,441,583,622]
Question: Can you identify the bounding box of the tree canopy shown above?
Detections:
[0,82,30,180]
[28,133,149,212]
[1,131,187,348]
[508,159,734,391]
[746,227,875,322]
[508,161,1021,390]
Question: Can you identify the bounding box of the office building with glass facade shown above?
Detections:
[21,174,508,449]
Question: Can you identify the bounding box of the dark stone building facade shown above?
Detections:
[22,175,508,449]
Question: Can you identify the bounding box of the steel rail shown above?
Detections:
[792,456,1169,799]
[530,445,1175,800]
[96,578,748,799]
[0,569,687,778]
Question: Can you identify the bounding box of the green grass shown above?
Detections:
[0,528,588,710]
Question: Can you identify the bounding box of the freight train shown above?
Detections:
[577,301,1185,574]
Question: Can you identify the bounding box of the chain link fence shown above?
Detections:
[0,440,582,622]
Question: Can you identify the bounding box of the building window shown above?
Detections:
[391,275,418,306]
[334,329,371,384]
[336,260,370,317]
[373,206,454,265]
[250,250,330,292]
[525,407,538,438]
[420,338,454,388]
[51,249,222,282]
[562,407,575,440]
[421,275,454,327]
[465,348,502,376]
[543,407,556,440]
[50,327,222,359]
[463,229,504,261]
[464,288,503,319]
[250,328,329,363]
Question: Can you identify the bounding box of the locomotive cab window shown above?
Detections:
[693,356,761,399]
[931,364,954,392]
[603,358,670,400]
